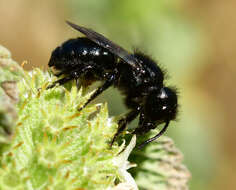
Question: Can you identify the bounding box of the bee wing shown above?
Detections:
[66,21,140,68]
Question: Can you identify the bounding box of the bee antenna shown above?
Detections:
[138,120,170,149]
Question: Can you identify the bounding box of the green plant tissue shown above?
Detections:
[0,45,190,190]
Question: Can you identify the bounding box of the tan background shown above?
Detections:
[1,0,236,189]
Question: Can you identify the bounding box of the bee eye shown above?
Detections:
[144,87,178,122]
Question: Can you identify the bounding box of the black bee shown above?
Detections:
[48,21,178,148]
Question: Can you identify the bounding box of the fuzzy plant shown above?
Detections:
[0,45,190,190]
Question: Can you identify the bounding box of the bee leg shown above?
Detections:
[110,107,141,147]
[47,67,89,90]
[46,76,73,89]
[75,79,81,89]
[78,73,117,111]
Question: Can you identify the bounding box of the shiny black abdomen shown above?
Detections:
[49,37,116,78]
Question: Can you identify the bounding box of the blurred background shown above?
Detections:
[0,0,235,189]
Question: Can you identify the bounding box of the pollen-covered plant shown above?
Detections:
[0,45,190,190]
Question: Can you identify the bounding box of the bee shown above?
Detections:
[48,21,178,148]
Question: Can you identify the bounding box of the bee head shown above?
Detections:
[144,87,178,124]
